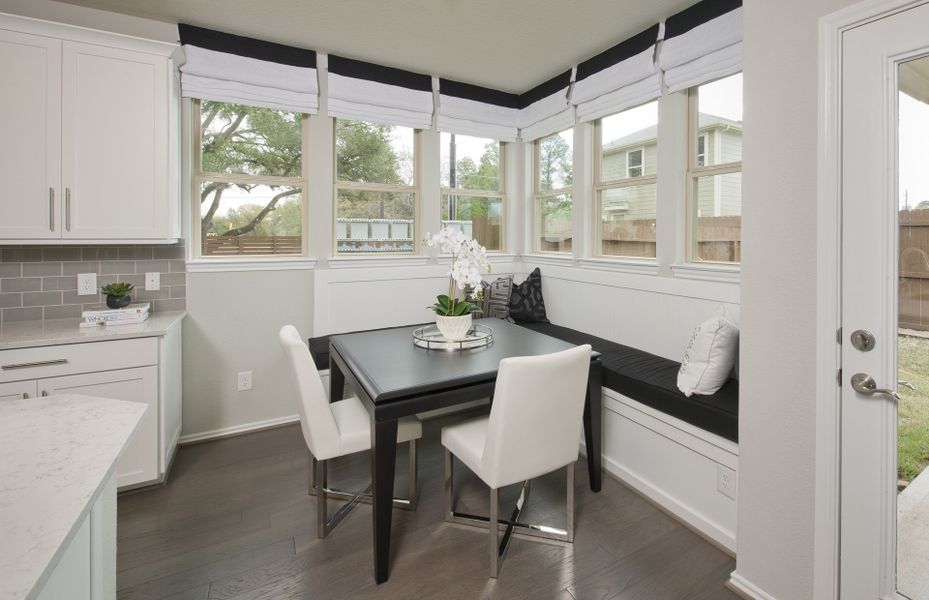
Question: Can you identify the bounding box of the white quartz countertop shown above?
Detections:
[0,395,147,600]
[0,311,186,350]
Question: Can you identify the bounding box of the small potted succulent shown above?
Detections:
[424,228,490,341]
[101,282,134,309]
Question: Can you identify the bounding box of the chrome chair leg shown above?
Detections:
[490,486,501,578]
[310,441,420,539]
[445,456,579,577]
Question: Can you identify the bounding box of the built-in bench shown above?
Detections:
[308,320,738,443]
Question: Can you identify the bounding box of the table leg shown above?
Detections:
[371,418,398,583]
[329,350,345,403]
[583,360,603,492]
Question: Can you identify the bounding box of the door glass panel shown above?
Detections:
[897,55,929,600]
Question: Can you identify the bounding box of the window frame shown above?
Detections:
[190,99,311,260]
[439,135,507,253]
[532,130,574,254]
[332,118,421,257]
[592,108,659,260]
[686,76,743,264]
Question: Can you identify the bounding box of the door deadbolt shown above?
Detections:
[850,329,876,352]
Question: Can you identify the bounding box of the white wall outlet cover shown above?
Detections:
[77,272,97,296]
[237,371,253,392]
[717,465,736,500]
[145,272,160,291]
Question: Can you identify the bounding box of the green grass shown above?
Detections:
[897,334,929,483]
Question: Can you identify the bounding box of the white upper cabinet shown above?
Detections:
[0,15,180,243]
[0,30,61,238]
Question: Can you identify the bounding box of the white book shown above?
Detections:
[79,313,150,328]
[82,302,151,318]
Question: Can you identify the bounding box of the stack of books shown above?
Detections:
[79,303,151,328]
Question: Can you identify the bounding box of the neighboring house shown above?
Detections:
[601,114,743,221]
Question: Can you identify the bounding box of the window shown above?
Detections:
[194,100,307,257]
[595,101,659,258]
[688,73,742,263]
[440,133,504,251]
[626,148,644,178]
[533,129,573,252]
[334,119,418,254]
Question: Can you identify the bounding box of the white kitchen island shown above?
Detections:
[0,394,146,600]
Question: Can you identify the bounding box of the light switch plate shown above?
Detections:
[145,272,160,291]
[77,273,97,296]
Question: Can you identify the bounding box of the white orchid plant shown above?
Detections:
[424,227,491,317]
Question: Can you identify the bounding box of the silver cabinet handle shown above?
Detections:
[1,358,69,371]
[850,372,900,401]
[22,392,29,399]
[65,188,71,232]
[49,188,55,231]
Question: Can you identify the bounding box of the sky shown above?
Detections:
[899,91,929,209]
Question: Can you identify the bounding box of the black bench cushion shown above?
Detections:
[308,323,428,370]
[516,321,738,442]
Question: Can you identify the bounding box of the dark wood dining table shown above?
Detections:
[327,318,602,584]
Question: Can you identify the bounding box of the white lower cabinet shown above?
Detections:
[0,319,182,489]
[0,380,37,401]
[39,367,159,487]
[35,471,117,600]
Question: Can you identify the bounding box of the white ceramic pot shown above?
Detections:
[435,314,473,341]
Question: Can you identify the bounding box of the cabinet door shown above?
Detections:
[40,366,159,487]
[0,380,37,401]
[61,42,168,240]
[0,30,61,239]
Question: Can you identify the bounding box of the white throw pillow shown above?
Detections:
[715,304,741,379]
[677,316,739,397]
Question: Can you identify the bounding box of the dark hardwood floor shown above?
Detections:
[116,416,739,600]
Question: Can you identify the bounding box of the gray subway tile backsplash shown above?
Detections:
[0,243,186,322]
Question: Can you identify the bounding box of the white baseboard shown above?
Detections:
[600,448,737,553]
[178,414,300,445]
[727,572,778,600]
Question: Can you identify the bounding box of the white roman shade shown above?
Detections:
[438,79,520,142]
[518,69,575,141]
[178,24,318,114]
[660,0,743,93]
[572,24,662,123]
[328,55,433,129]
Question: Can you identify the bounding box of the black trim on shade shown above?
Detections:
[178,23,316,69]
[329,55,432,92]
[576,24,660,82]
[518,69,572,108]
[439,78,520,109]
[664,0,742,40]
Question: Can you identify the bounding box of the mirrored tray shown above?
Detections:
[412,323,494,351]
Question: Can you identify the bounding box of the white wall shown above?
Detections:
[181,269,313,440]
[734,0,858,598]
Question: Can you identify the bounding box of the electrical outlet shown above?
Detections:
[77,272,97,296]
[237,371,253,392]
[145,272,160,291]
[717,465,736,499]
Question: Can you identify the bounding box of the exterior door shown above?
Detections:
[841,3,929,598]
[61,41,168,240]
[39,366,158,487]
[0,29,61,239]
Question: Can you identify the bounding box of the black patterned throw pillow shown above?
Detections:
[480,276,513,320]
[508,268,549,323]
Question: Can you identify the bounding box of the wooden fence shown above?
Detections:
[203,235,302,256]
[900,209,929,331]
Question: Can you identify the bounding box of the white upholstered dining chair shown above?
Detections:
[441,344,592,578]
[279,325,423,538]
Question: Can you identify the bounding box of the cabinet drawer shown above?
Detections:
[0,338,157,383]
